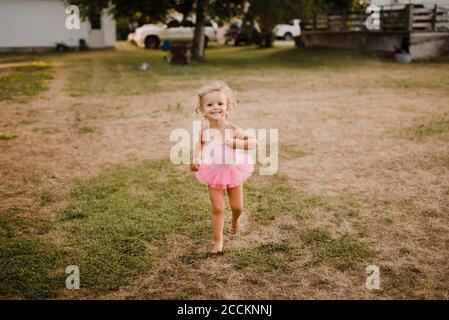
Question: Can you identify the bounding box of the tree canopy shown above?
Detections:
[66,0,361,54]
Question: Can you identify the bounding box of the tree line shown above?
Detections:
[66,0,359,59]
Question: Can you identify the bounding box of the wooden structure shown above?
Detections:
[300,4,449,60]
[302,4,449,33]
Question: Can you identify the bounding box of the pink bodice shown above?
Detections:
[201,139,244,168]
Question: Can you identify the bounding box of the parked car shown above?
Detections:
[235,23,261,46]
[224,22,241,45]
[127,32,136,44]
[132,19,218,49]
[273,19,301,40]
[225,22,261,46]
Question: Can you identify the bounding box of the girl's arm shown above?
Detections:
[190,127,204,171]
[226,125,258,150]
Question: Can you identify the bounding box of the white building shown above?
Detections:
[0,0,116,50]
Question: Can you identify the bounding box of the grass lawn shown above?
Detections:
[0,61,53,101]
[0,42,448,299]
[63,42,449,97]
[3,160,368,298]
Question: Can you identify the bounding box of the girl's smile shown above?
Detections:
[202,91,228,121]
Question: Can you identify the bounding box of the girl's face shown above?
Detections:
[201,90,228,121]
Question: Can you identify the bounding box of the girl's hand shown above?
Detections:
[190,163,200,172]
[225,138,236,149]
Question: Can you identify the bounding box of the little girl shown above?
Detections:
[190,81,258,254]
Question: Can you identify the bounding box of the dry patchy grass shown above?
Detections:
[1,44,448,299]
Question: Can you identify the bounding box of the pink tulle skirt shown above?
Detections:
[196,162,254,189]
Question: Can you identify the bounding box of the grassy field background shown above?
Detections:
[0,42,448,299]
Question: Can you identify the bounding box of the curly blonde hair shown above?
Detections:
[195,81,237,117]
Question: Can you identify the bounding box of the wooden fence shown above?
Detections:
[302,4,449,33]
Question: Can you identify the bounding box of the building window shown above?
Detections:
[90,13,101,30]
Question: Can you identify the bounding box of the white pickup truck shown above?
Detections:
[132,19,218,49]
[273,19,301,41]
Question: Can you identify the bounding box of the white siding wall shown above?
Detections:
[0,0,115,48]
[102,13,116,47]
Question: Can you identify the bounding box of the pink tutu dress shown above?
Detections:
[196,124,254,189]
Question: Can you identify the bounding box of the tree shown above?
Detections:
[68,0,355,53]
[67,0,244,60]
[190,0,244,59]
[67,0,171,26]
[247,0,316,48]
[191,0,207,59]
[247,0,279,48]
[247,0,355,48]
[317,0,357,12]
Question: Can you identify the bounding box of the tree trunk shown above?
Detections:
[192,0,206,60]
[260,30,273,48]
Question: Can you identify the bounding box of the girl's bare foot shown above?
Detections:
[231,218,239,234]
[211,242,224,254]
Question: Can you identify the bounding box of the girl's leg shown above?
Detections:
[208,186,225,253]
[227,184,244,233]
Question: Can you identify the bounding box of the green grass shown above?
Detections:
[53,160,212,293]
[0,214,51,239]
[0,61,53,100]
[0,157,341,298]
[32,127,60,134]
[245,174,331,224]
[381,73,449,91]
[301,228,374,270]
[65,43,384,97]
[279,143,310,160]
[399,115,449,140]
[39,192,54,206]
[0,160,211,297]
[0,216,17,239]
[0,236,66,299]
[16,120,38,126]
[0,132,17,140]
[231,242,294,272]
[78,126,96,134]
[380,216,394,225]
[3,43,448,101]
